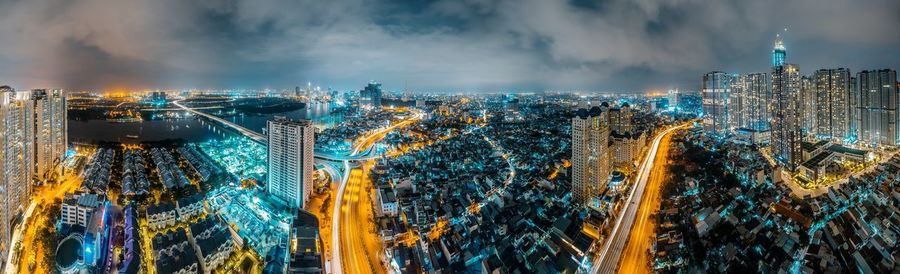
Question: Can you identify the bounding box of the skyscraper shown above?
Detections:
[0,86,34,263]
[267,117,315,209]
[772,34,786,67]
[856,69,898,147]
[771,64,803,170]
[701,71,731,136]
[571,107,610,205]
[31,89,67,181]
[814,68,852,142]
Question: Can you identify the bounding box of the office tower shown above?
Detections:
[359,81,383,109]
[701,71,731,136]
[0,86,34,263]
[728,75,746,130]
[814,69,852,142]
[571,107,610,205]
[799,75,817,137]
[771,64,803,170]
[31,89,67,181]
[856,69,898,147]
[267,117,315,209]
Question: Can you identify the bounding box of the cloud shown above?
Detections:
[0,0,898,92]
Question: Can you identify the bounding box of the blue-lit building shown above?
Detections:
[772,34,786,67]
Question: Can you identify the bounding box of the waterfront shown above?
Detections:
[68,102,343,143]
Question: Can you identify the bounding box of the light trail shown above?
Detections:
[590,122,690,274]
[331,111,422,274]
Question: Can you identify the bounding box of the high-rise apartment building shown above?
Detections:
[267,117,315,209]
[799,75,817,137]
[607,103,633,133]
[814,68,852,142]
[31,89,67,181]
[856,69,898,147]
[743,73,771,131]
[728,74,746,130]
[771,64,804,170]
[702,71,731,136]
[0,86,34,263]
[571,107,610,205]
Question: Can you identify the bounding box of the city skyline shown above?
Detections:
[0,0,898,92]
[2,1,900,273]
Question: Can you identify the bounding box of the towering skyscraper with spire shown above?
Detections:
[772,34,786,67]
[769,34,803,170]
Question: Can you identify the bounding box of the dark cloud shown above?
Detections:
[0,0,898,92]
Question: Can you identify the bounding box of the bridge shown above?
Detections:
[174,99,268,144]
[174,99,386,163]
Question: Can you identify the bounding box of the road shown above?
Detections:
[6,171,83,274]
[331,112,422,274]
[616,127,679,274]
[591,122,690,274]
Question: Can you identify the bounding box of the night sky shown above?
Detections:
[0,0,898,92]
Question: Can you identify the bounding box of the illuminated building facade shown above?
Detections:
[571,107,610,204]
[772,35,786,67]
[31,89,67,181]
[856,69,898,147]
[799,75,817,137]
[814,68,852,142]
[607,103,633,133]
[743,73,771,131]
[701,71,731,136]
[728,74,746,130]
[267,117,315,209]
[771,64,804,170]
[0,86,33,265]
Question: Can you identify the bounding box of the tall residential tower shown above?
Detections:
[771,63,804,170]
[267,117,315,209]
[856,69,898,147]
[814,68,852,142]
[31,89,67,181]
[0,86,34,264]
[571,107,610,205]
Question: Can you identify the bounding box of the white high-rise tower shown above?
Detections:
[267,117,315,209]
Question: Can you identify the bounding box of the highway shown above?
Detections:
[331,112,422,274]
[616,126,680,274]
[591,122,690,274]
